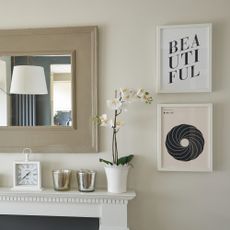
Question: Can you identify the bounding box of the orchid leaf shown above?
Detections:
[99,158,113,165]
[117,154,134,165]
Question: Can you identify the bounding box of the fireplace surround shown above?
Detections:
[0,188,135,230]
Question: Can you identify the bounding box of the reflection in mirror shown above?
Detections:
[50,64,72,126]
[0,54,72,127]
[0,56,11,126]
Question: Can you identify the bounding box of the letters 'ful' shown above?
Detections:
[168,34,200,84]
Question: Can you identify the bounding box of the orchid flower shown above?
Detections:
[99,114,110,126]
[107,98,122,110]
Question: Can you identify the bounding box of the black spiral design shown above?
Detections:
[165,124,205,161]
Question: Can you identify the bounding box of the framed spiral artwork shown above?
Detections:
[157,104,213,171]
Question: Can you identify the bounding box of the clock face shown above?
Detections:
[16,163,38,186]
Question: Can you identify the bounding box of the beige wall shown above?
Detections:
[0,0,229,229]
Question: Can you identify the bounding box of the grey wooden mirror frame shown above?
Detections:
[0,26,98,153]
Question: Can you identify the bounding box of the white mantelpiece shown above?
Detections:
[0,188,135,230]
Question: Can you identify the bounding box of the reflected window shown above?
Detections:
[0,57,11,126]
[50,64,72,126]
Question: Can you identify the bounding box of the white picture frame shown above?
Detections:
[156,24,212,93]
[157,104,213,171]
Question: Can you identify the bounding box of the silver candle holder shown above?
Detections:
[76,170,96,192]
[52,169,72,191]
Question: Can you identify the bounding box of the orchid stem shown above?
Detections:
[112,109,118,165]
[112,130,115,164]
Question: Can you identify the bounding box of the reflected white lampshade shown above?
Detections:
[10,65,48,95]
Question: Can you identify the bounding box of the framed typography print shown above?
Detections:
[156,24,212,93]
[157,104,213,171]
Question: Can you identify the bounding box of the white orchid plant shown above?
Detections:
[95,88,153,166]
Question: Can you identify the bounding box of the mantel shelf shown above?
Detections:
[0,187,136,205]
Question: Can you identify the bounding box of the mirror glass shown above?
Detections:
[0,54,72,127]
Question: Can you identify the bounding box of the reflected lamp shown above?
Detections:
[10,65,48,95]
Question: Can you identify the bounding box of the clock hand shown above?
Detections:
[21,171,31,180]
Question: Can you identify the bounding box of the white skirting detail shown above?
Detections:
[0,188,135,230]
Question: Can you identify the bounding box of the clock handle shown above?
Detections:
[23,148,32,162]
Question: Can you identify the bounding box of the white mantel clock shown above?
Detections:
[12,148,42,191]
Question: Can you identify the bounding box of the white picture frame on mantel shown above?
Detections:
[157,104,213,172]
[156,23,212,93]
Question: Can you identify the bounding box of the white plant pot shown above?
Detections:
[104,165,130,193]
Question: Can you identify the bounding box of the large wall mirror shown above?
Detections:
[0,27,98,153]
